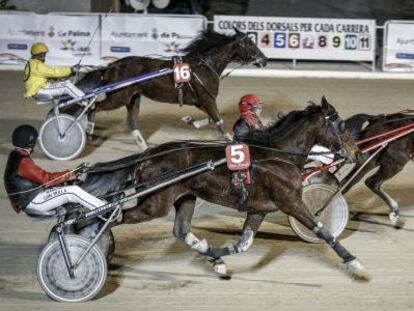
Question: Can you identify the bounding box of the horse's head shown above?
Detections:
[318,96,359,161]
[233,28,267,68]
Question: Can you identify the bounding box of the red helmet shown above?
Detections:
[238,94,263,114]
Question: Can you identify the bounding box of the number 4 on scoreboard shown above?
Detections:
[259,32,272,48]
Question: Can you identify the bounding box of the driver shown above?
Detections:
[233,94,264,141]
[231,94,264,211]
[24,42,85,102]
[4,125,105,215]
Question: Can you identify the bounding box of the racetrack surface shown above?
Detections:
[0,71,413,311]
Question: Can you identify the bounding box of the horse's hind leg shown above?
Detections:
[173,196,203,248]
[127,94,148,151]
[365,160,407,227]
[282,196,370,280]
[86,108,96,138]
[203,213,266,276]
[341,159,377,194]
[172,197,226,276]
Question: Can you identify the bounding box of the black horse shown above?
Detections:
[85,98,368,280]
[341,112,414,226]
[72,29,266,149]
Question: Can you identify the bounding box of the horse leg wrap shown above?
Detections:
[206,246,236,258]
[185,232,209,254]
[131,129,148,150]
[86,121,95,135]
[215,119,232,140]
[210,258,227,276]
[235,229,254,253]
[205,229,254,258]
[313,224,355,263]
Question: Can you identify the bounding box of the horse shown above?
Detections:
[70,28,267,150]
[85,97,368,279]
[341,112,414,227]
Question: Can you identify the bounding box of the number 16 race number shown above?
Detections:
[173,63,191,83]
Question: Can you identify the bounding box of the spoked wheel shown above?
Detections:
[39,114,86,161]
[37,235,107,302]
[48,221,115,262]
[289,184,349,243]
[77,221,115,262]
[305,171,339,188]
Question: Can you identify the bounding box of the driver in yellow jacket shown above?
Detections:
[24,42,85,102]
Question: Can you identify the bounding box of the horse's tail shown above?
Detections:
[345,113,382,140]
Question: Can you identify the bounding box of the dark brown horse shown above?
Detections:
[341,112,414,226]
[87,98,367,279]
[73,29,266,149]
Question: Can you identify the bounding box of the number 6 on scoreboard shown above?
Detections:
[173,63,191,83]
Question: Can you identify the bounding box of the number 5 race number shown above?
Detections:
[173,63,191,83]
[225,144,251,171]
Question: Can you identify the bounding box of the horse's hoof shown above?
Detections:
[389,212,405,229]
[345,259,371,281]
[213,258,230,279]
[181,115,195,126]
[190,239,209,254]
[224,133,233,141]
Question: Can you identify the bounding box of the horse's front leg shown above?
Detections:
[281,194,371,280]
[200,99,232,140]
[126,94,148,151]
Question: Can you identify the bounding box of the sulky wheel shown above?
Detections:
[77,221,115,262]
[48,221,115,263]
[289,183,349,244]
[37,235,107,302]
[304,171,339,188]
[39,114,86,161]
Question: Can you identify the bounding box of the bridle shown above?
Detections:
[236,33,264,65]
[198,33,265,80]
[322,110,350,158]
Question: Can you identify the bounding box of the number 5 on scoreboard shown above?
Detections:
[173,63,191,83]
[274,32,286,48]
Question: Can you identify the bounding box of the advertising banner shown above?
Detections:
[37,14,101,66]
[383,21,414,72]
[214,15,376,62]
[0,13,36,64]
[101,14,206,62]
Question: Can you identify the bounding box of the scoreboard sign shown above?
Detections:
[214,15,376,62]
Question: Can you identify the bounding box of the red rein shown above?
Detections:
[302,121,414,181]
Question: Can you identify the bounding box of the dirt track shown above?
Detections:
[0,71,413,311]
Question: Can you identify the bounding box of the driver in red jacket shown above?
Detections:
[231,94,264,211]
[233,94,264,142]
[4,125,105,214]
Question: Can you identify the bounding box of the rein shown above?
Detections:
[350,114,414,137]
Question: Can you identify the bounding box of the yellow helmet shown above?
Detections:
[30,42,49,56]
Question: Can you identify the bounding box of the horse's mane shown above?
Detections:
[182,29,233,56]
[247,104,323,146]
